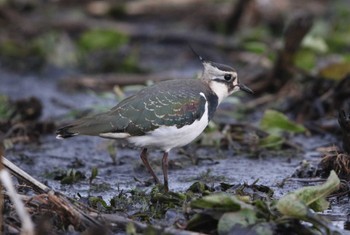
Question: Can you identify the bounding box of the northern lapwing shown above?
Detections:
[56,54,253,192]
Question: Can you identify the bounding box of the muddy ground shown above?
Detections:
[1,54,348,233]
[0,60,308,196]
[1,0,350,234]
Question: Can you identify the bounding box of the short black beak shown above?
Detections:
[238,84,254,94]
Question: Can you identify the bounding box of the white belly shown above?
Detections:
[128,97,209,152]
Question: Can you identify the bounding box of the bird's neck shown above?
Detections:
[207,80,230,104]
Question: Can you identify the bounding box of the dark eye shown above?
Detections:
[224,74,232,81]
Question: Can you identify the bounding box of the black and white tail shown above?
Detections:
[56,125,79,139]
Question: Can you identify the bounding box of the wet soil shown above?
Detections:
[1,0,350,233]
[1,65,348,232]
[1,68,302,195]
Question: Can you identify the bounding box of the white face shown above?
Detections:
[202,62,239,104]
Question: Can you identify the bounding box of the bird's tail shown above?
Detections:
[56,112,118,139]
[56,125,79,139]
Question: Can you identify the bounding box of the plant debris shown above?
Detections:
[339,107,350,153]
[1,0,350,234]
[0,96,55,145]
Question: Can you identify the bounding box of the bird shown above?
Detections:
[56,53,253,192]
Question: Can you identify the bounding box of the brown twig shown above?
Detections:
[225,0,253,35]
[2,157,102,230]
[269,11,314,92]
[2,157,50,194]
[1,152,35,235]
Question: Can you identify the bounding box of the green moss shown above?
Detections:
[89,196,110,210]
[243,41,268,55]
[326,31,350,52]
[0,38,46,70]
[0,95,13,121]
[323,3,350,53]
[189,169,226,184]
[78,29,129,53]
[294,49,316,71]
[120,54,143,73]
[45,169,86,184]
[0,39,44,58]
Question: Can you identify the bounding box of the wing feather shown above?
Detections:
[56,80,217,138]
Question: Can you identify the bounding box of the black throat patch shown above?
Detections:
[205,91,219,121]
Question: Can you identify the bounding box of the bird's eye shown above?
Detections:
[224,74,232,81]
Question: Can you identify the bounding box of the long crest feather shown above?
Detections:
[188,44,205,63]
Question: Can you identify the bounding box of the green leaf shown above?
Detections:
[143,226,159,235]
[218,209,257,235]
[60,169,86,184]
[107,141,117,164]
[126,222,137,235]
[0,95,13,120]
[294,49,316,71]
[254,223,274,235]
[301,34,328,53]
[258,135,284,149]
[191,193,252,212]
[276,170,340,218]
[318,61,350,80]
[89,167,99,184]
[187,182,210,194]
[260,109,306,135]
[243,41,268,54]
[151,190,186,206]
[89,196,109,209]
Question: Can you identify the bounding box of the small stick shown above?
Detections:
[1,157,205,234]
[2,156,101,230]
[1,153,34,235]
[2,157,50,194]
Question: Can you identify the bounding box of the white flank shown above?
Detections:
[128,93,209,152]
[99,133,131,138]
[56,133,79,139]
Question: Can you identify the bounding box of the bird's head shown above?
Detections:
[200,58,253,103]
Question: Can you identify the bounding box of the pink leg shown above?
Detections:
[162,152,169,192]
[140,148,160,184]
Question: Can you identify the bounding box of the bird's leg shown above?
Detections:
[140,148,160,184]
[162,152,169,192]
